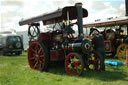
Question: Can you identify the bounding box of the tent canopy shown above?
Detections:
[84,18,128,28]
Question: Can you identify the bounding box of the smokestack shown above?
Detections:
[126,0,128,16]
[126,0,128,35]
[75,3,84,38]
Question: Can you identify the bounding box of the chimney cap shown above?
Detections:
[75,3,82,6]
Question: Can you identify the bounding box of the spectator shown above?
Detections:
[90,28,105,71]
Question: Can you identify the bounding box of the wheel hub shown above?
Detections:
[71,63,75,67]
[35,54,39,58]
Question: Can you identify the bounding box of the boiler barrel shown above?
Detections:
[62,39,91,53]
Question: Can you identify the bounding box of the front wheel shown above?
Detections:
[85,51,103,71]
[65,53,84,76]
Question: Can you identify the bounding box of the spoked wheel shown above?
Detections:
[65,53,84,76]
[117,44,128,60]
[86,51,102,71]
[28,42,49,71]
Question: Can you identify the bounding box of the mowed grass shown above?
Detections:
[0,52,128,85]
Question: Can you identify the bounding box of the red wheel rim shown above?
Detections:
[28,42,44,71]
[86,51,101,71]
[65,53,83,76]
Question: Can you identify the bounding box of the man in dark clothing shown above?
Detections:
[90,28,105,71]
[62,22,76,38]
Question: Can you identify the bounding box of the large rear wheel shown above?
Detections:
[65,53,84,76]
[28,42,49,71]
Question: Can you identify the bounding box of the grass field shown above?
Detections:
[0,52,128,85]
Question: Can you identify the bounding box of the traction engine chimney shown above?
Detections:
[75,3,84,38]
[126,0,128,16]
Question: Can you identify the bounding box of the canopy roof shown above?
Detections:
[84,17,128,28]
[19,6,88,26]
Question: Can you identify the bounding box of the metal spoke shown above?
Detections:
[34,61,38,68]
[39,60,43,64]
[30,57,36,60]
[32,27,35,36]
[40,55,44,58]
[38,60,43,70]
[35,45,39,53]
[31,53,36,57]
[31,48,36,53]
[38,48,42,54]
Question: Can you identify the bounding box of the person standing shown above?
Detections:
[90,28,105,71]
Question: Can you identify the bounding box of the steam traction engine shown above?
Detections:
[19,3,103,76]
[84,18,128,60]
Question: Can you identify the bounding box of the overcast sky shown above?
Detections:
[0,0,126,31]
